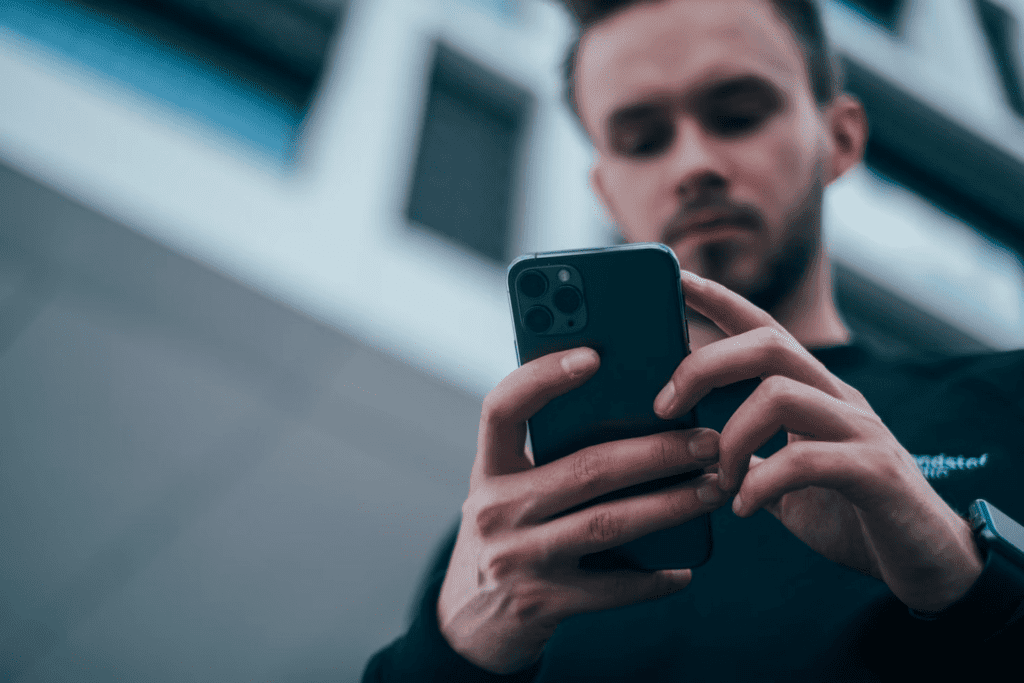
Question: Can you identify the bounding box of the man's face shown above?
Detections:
[577,0,831,312]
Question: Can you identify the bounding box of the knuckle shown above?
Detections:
[767,326,799,349]
[481,546,523,582]
[476,502,516,537]
[570,449,598,489]
[586,511,621,545]
[843,384,867,405]
[528,533,557,568]
[466,489,522,538]
[764,328,791,360]
[787,442,823,479]
[507,586,550,624]
[843,448,872,485]
[754,325,780,347]
[649,434,676,471]
[759,374,796,407]
[570,446,614,495]
[875,448,905,483]
[512,599,544,625]
[480,391,514,428]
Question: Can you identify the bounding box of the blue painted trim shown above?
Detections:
[1,0,302,163]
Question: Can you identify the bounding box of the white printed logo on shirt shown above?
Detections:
[912,453,989,479]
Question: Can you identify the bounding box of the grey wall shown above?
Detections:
[0,161,477,682]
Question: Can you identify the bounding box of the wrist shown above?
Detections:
[372,573,542,683]
[896,510,984,613]
[909,500,1024,633]
[908,544,987,621]
[908,542,1024,639]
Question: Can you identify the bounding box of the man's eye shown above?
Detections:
[697,80,782,137]
[611,118,674,158]
[705,112,767,136]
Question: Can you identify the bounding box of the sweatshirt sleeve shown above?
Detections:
[911,545,1024,639]
[361,524,543,683]
[844,543,1024,680]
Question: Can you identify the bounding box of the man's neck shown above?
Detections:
[687,252,851,351]
[772,250,851,349]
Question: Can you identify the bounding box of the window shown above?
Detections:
[839,0,905,30]
[406,44,534,263]
[69,0,340,114]
[1,0,343,161]
[842,57,1024,260]
[975,0,1024,119]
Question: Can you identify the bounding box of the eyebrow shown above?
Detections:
[608,99,671,131]
[695,75,783,103]
[606,74,783,127]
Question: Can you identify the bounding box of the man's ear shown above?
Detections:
[589,163,627,233]
[824,94,868,184]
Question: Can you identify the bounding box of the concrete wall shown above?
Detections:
[0,161,473,682]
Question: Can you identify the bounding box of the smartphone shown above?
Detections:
[507,243,712,570]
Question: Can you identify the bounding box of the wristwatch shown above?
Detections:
[968,499,1024,570]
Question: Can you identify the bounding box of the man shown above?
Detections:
[364,0,1024,679]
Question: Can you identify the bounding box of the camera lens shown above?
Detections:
[552,286,582,314]
[518,271,547,298]
[524,306,553,333]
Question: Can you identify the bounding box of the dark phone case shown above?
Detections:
[507,243,712,570]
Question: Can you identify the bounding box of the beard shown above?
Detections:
[683,176,824,315]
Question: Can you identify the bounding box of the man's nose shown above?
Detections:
[669,118,727,202]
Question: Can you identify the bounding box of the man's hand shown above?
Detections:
[438,348,726,674]
[654,271,984,612]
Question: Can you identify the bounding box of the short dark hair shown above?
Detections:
[561,0,842,126]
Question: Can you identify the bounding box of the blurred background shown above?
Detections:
[1,0,1023,680]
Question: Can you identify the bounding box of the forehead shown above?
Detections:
[576,0,809,131]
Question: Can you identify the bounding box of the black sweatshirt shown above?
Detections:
[364,344,1024,681]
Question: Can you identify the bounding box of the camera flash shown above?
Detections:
[558,269,570,283]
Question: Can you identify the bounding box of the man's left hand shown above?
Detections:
[654,271,984,612]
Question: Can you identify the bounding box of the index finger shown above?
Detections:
[474,347,600,480]
[518,428,720,522]
[681,271,789,338]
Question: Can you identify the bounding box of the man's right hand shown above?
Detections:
[437,347,726,675]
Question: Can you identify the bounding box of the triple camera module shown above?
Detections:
[515,265,588,335]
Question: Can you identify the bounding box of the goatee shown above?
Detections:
[700,177,823,315]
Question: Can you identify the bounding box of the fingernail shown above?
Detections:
[697,481,725,504]
[561,348,597,377]
[732,493,744,516]
[688,430,718,461]
[682,270,704,282]
[654,381,675,416]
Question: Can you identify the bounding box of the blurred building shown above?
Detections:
[0,0,1022,681]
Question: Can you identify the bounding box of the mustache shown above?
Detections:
[660,198,765,245]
